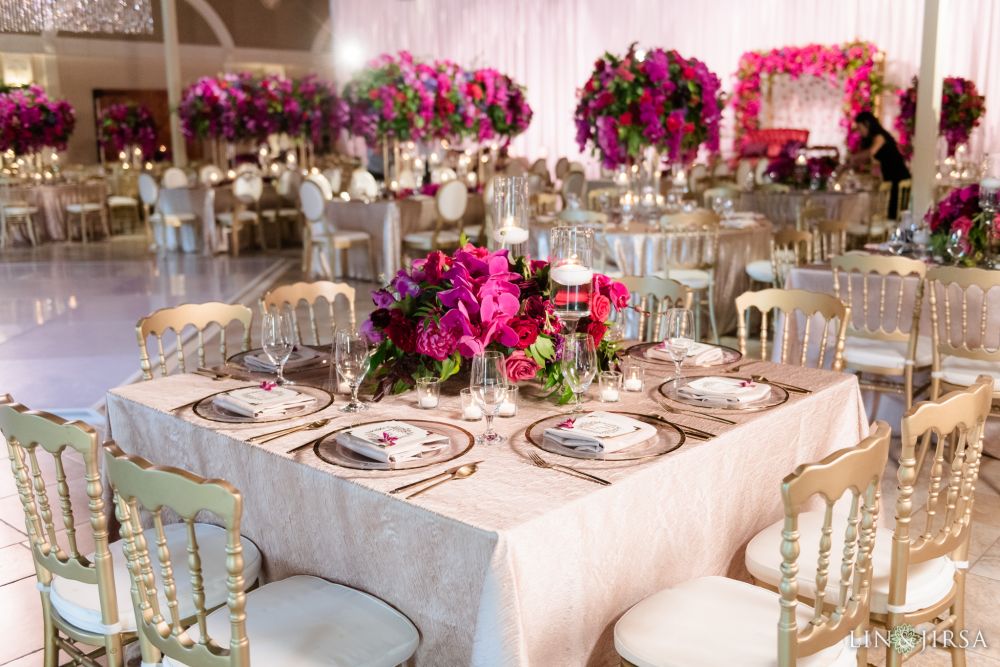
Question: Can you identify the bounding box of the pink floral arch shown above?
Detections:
[732,41,884,154]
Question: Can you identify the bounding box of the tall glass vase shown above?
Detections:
[980,153,1000,268]
[549,225,595,330]
[491,175,529,256]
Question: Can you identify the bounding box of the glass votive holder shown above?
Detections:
[623,365,645,392]
[460,388,483,421]
[598,370,622,403]
[498,385,519,417]
[416,377,441,409]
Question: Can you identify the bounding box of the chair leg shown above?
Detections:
[707,282,719,344]
[694,292,703,341]
[26,216,38,246]
[40,597,57,667]
[231,224,241,257]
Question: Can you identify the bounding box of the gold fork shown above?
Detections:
[525,451,611,486]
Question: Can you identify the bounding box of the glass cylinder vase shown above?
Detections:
[549,225,595,329]
[492,175,530,255]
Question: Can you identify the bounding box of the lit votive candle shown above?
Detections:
[599,370,623,403]
[494,216,529,245]
[498,385,519,417]
[623,365,645,392]
[416,377,441,409]
[460,388,483,421]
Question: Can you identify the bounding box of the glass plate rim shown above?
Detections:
[625,341,743,368]
[311,419,475,471]
[523,410,685,462]
[191,384,334,424]
[656,375,789,413]
[226,344,331,369]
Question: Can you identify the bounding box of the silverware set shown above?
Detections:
[248,418,333,444]
[752,375,811,394]
[657,403,736,425]
[524,451,611,486]
[389,461,483,499]
[655,415,714,440]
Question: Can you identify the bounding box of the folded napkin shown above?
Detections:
[212,386,317,419]
[336,420,448,463]
[543,411,656,454]
[676,377,771,406]
[647,340,725,366]
[244,347,320,372]
[720,217,760,229]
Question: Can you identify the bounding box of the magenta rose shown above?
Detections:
[504,351,540,382]
[415,318,459,361]
[589,293,612,323]
[510,317,540,349]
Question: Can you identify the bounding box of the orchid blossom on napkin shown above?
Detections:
[259,380,277,391]
[739,380,757,388]
[377,432,399,446]
[557,418,576,430]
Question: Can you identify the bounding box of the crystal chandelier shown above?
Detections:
[0,0,154,35]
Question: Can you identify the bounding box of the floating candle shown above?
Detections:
[550,263,594,287]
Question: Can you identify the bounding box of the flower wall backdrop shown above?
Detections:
[894,76,986,160]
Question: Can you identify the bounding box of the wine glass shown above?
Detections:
[261,307,295,385]
[561,332,597,413]
[470,351,508,445]
[335,329,371,412]
[946,228,967,264]
[662,308,696,386]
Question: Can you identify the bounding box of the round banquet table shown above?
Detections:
[530,216,772,335]
[739,189,871,229]
[2,181,109,242]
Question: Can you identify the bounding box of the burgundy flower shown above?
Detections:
[523,295,547,320]
[385,310,417,353]
[509,317,540,349]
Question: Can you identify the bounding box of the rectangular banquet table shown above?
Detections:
[106,362,868,665]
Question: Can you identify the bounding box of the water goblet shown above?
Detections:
[561,333,597,412]
[335,329,371,412]
[261,306,295,385]
[471,351,509,445]
[663,308,696,386]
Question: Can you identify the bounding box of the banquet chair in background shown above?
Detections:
[745,228,812,289]
[261,167,302,247]
[403,179,469,257]
[701,185,738,210]
[216,170,265,255]
[0,182,39,248]
[135,301,253,379]
[198,164,224,187]
[322,167,342,194]
[745,379,992,667]
[299,175,374,280]
[529,158,551,189]
[560,170,586,209]
[928,266,1000,409]
[261,280,356,346]
[554,156,570,183]
[849,180,894,244]
[614,421,890,667]
[137,172,164,250]
[586,187,619,212]
[796,198,827,232]
[734,159,753,189]
[106,193,140,236]
[736,288,849,370]
[619,276,692,342]
[687,163,708,195]
[659,219,721,343]
[752,159,769,185]
[161,167,190,190]
[103,443,420,667]
[833,254,930,411]
[558,208,607,225]
[814,219,849,262]
[430,166,457,184]
[65,184,109,243]
[348,168,379,200]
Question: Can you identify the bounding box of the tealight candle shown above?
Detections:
[460,388,483,421]
[623,378,643,391]
[420,396,439,409]
[623,365,645,392]
[598,370,622,403]
[600,387,620,402]
[416,377,441,410]
[498,385,519,417]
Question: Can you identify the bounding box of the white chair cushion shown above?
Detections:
[50,523,261,635]
[936,356,1000,390]
[331,230,371,244]
[843,335,933,371]
[216,210,259,225]
[667,269,711,290]
[745,509,956,615]
[745,259,775,284]
[403,230,461,250]
[66,203,103,213]
[260,207,299,220]
[614,576,853,667]
[162,213,197,227]
[3,206,37,216]
[107,196,138,207]
[161,575,418,667]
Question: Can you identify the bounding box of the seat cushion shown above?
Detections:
[843,335,933,371]
[216,210,259,225]
[614,576,853,667]
[667,269,711,290]
[745,509,956,615]
[66,203,103,213]
[161,575,418,667]
[3,206,37,216]
[260,207,299,219]
[331,230,371,245]
[403,230,461,250]
[107,196,138,207]
[162,213,196,227]
[745,259,775,284]
[50,523,261,635]
[936,356,1000,390]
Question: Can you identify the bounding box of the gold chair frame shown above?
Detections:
[618,276,693,342]
[771,228,813,289]
[402,180,468,257]
[814,219,849,263]
[261,280,356,345]
[661,219,721,343]
[136,302,253,379]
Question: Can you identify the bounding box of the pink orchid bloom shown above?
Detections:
[557,418,576,429]
[259,380,276,391]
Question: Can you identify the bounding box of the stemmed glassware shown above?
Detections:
[470,351,509,445]
[662,308,695,386]
[335,329,371,412]
[261,306,295,385]
[561,332,597,412]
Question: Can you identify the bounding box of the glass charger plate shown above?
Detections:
[226,345,331,374]
[524,411,684,461]
[657,376,788,413]
[313,420,474,471]
[626,342,742,368]
[191,384,333,424]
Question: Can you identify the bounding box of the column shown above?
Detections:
[161,0,188,166]
[911,0,943,219]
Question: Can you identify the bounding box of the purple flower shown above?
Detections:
[371,289,395,309]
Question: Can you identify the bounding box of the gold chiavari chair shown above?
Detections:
[849,180,893,244]
[1,182,40,247]
[618,276,692,342]
[554,156,570,182]
[928,266,1000,408]
[615,422,891,667]
[736,288,849,370]
[834,254,930,411]
[744,379,992,667]
[586,186,619,211]
[261,280,356,346]
[796,197,826,232]
[814,219,849,263]
[65,183,110,243]
[136,302,252,379]
[560,170,586,209]
[745,228,813,289]
[103,443,419,666]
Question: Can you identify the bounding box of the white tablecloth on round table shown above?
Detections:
[739,190,871,228]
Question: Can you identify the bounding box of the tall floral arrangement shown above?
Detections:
[733,42,883,153]
[344,51,434,144]
[294,74,349,151]
[96,102,157,157]
[0,84,75,155]
[574,44,723,169]
[414,59,479,141]
[894,76,986,160]
[466,68,533,143]
[925,184,997,263]
[361,245,629,403]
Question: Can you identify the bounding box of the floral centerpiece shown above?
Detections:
[926,184,998,264]
[764,141,838,189]
[179,73,254,142]
[0,84,75,155]
[574,43,723,168]
[96,102,157,158]
[344,51,434,144]
[293,74,349,151]
[361,245,629,403]
[467,68,533,144]
[414,59,479,142]
[894,76,986,160]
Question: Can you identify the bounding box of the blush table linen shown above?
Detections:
[2,181,109,243]
[106,363,867,666]
[739,190,871,229]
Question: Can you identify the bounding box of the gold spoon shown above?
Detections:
[252,418,333,444]
[405,463,479,499]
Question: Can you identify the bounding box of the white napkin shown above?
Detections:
[244,347,320,372]
[676,377,771,405]
[336,420,448,463]
[543,411,656,454]
[647,340,725,366]
[720,212,762,229]
[212,386,317,419]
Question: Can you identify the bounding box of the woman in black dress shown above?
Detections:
[854,111,910,219]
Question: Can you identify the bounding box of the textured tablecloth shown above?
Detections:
[739,190,871,228]
[2,181,109,242]
[106,362,867,666]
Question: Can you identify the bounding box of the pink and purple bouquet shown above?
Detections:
[0,84,75,155]
[293,74,349,151]
[97,102,158,158]
[925,184,997,263]
[417,59,479,141]
[574,43,723,168]
[733,42,882,154]
[466,68,533,143]
[362,245,629,403]
[344,51,434,144]
[895,76,986,160]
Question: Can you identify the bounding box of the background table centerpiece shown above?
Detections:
[96,101,158,160]
[894,75,986,161]
[926,183,999,264]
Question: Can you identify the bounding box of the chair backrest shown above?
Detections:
[275,168,300,198]
[162,167,189,190]
[734,159,753,187]
[687,163,707,193]
[736,288,850,370]
[702,186,738,209]
[348,168,377,199]
[299,176,331,223]
[198,165,223,187]
[322,168,342,194]
[888,377,992,614]
[927,265,1000,371]
[232,172,263,204]
[561,171,585,202]
[618,276,693,342]
[529,158,550,182]
[261,280,356,345]
[558,208,607,225]
[814,220,849,262]
[771,228,813,288]
[874,180,893,220]
[797,198,827,231]
[778,421,890,664]
[554,157,570,180]
[1,402,120,629]
[435,180,468,224]
[430,167,457,185]
[663,224,721,275]
[397,169,417,190]
[136,302,253,379]
[833,254,927,347]
[754,160,769,183]
[138,172,159,206]
[104,442,249,667]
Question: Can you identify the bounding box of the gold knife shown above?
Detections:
[389,461,484,495]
